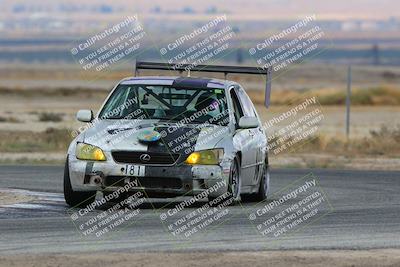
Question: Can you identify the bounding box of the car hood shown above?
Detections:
[83,119,229,155]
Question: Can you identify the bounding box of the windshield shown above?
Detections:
[98,84,229,126]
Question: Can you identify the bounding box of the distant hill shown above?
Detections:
[0,0,399,20]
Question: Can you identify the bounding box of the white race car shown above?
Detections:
[64,62,271,207]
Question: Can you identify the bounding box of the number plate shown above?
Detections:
[123,165,145,177]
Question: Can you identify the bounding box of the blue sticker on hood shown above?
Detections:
[137,129,161,142]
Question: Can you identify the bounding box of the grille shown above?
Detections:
[112,151,180,165]
[105,176,182,189]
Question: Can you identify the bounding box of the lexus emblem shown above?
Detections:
[139,153,151,162]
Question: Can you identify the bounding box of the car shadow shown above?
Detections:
[95,198,208,211]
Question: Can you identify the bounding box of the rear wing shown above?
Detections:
[134,61,272,108]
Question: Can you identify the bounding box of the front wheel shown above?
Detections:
[63,158,96,208]
[227,156,241,203]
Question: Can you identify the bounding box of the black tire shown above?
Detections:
[242,162,270,202]
[253,163,270,202]
[210,156,241,205]
[228,156,241,203]
[64,157,96,208]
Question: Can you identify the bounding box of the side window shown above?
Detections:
[237,87,256,117]
[230,89,244,124]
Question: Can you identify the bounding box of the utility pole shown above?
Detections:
[346,65,352,138]
[372,44,380,66]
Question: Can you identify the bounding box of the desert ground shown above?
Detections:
[1,250,400,267]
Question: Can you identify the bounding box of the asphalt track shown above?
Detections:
[0,165,399,254]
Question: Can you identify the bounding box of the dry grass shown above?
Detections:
[0,125,399,158]
[0,86,108,98]
[290,125,400,157]
[1,84,400,106]
[38,112,64,122]
[0,116,21,123]
[0,128,72,152]
[247,85,400,106]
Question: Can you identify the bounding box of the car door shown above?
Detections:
[230,87,255,187]
[236,86,265,187]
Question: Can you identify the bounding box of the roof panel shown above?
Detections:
[120,76,229,89]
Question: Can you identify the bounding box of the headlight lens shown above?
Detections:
[185,149,223,165]
[76,143,106,161]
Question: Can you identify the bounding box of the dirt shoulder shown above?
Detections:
[0,250,399,267]
[0,190,35,206]
[271,153,400,170]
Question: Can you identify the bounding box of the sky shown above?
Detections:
[1,0,399,20]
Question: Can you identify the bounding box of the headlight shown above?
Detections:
[185,149,223,165]
[76,142,106,161]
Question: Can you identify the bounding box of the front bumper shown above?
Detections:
[68,154,230,197]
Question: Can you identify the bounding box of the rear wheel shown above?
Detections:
[253,164,270,201]
[242,161,270,202]
[63,157,96,208]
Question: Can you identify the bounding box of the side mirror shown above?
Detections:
[238,116,259,129]
[76,109,93,122]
